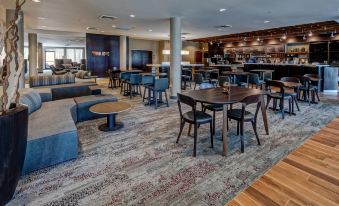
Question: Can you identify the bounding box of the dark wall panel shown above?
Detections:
[86,33,120,77]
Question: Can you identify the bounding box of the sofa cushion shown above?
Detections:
[22,98,78,174]
[51,85,92,101]
[61,63,73,69]
[29,74,75,87]
[27,98,77,140]
[19,89,42,114]
[76,70,89,79]
[74,94,118,122]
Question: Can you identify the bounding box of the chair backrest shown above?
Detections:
[209,72,219,79]
[154,78,168,90]
[235,74,248,83]
[120,72,131,80]
[182,69,192,77]
[50,65,57,74]
[281,77,300,83]
[194,73,204,84]
[199,83,214,90]
[218,76,231,87]
[142,75,154,85]
[240,94,262,120]
[248,73,260,84]
[80,64,86,71]
[177,93,197,121]
[130,74,142,84]
[266,80,285,94]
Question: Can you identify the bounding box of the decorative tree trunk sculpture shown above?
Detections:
[0,0,26,114]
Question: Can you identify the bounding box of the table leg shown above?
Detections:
[260,95,269,135]
[222,104,228,156]
[99,114,124,132]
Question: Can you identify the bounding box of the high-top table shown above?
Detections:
[90,102,131,132]
[250,69,275,80]
[188,86,269,156]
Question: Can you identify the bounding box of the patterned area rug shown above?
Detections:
[8,85,339,206]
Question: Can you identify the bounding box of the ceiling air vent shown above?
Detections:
[99,15,118,21]
[114,25,134,31]
[215,25,232,29]
[86,27,97,30]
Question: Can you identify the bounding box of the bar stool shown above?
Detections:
[127,74,142,98]
[142,75,155,102]
[120,72,131,94]
[147,78,169,109]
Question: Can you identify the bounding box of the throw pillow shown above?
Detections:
[19,89,42,114]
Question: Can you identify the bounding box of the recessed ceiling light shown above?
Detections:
[112,25,117,28]
[101,30,105,33]
[148,29,153,32]
[219,8,227,12]
[38,17,47,20]
[129,14,135,18]
[133,33,137,36]
[32,0,41,2]
[264,20,271,23]
[40,25,47,28]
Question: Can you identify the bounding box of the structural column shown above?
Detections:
[170,17,182,99]
[28,33,38,77]
[37,42,43,73]
[120,35,129,71]
[6,9,24,88]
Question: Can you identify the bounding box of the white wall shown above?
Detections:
[129,38,160,69]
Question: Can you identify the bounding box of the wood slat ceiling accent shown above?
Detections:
[192,21,339,43]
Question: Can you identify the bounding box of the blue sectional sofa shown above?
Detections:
[19,84,117,175]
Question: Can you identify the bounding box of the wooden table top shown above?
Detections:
[187,86,263,105]
[90,102,131,115]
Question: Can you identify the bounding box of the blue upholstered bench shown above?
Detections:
[19,88,116,175]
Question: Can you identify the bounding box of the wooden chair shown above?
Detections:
[280,77,300,112]
[177,93,213,157]
[266,80,293,119]
[248,73,265,89]
[227,94,262,153]
[299,74,320,105]
[200,83,223,135]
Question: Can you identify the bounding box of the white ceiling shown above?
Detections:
[1,0,339,46]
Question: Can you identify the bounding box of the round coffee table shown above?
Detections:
[89,102,131,132]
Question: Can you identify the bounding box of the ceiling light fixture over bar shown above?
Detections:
[192,21,339,43]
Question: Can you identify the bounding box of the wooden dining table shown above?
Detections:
[187,86,269,156]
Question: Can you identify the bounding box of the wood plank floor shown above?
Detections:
[226,117,339,206]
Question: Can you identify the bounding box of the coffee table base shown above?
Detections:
[98,122,124,132]
[99,113,124,132]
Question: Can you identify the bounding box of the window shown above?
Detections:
[24,47,29,59]
[66,48,84,63]
[54,48,65,59]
